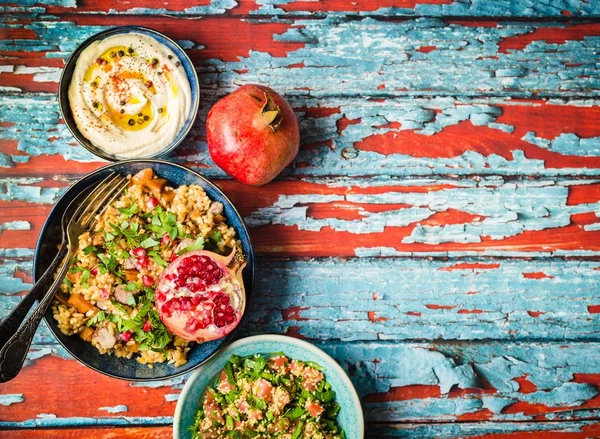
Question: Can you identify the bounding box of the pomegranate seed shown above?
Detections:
[146,80,153,88]
[120,331,132,342]
[157,292,166,302]
[142,275,154,287]
[143,320,152,332]
[137,256,149,269]
[171,253,178,262]
[147,197,159,209]
[100,288,109,299]
[91,267,99,276]
[132,247,146,257]
[161,233,171,245]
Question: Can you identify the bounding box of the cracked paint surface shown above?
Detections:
[2,2,600,435]
[2,93,600,177]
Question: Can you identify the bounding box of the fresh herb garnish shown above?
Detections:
[86,310,105,327]
[178,236,205,255]
[118,203,138,218]
[82,245,97,255]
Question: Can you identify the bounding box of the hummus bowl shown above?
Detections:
[35,160,255,380]
[59,26,200,161]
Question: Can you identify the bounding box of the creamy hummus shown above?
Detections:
[68,33,192,158]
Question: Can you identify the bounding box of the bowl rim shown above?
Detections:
[34,159,255,381]
[58,25,200,162]
[173,334,365,438]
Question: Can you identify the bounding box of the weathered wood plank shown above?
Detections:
[1,341,600,425]
[1,16,599,97]
[2,94,600,177]
[4,0,600,18]
[3,256,600,341]
[2,422,600,439]
[4,177,600,256]
[369,421,600,438]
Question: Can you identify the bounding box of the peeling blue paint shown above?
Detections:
[3,257,600,341]
[370,421,600,438]
[2,93,599,177]
[0,394,25,406]
[253,0,600,17]
[98,405,128,414]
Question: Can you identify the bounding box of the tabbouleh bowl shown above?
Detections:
[191,353,345,439]
[52,167,241,367]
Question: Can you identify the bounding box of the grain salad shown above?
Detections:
[52,168,241,367]
[190,354,345,439]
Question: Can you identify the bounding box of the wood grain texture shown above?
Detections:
[4,177,600,257]
[1,16,600,97]
[1,0,599,435]
[2,422,600,439]
[1,341,600,425]
[3,0,600,17]
[2,95,600,177]
[3,422,600,439]
[3,256,600,341]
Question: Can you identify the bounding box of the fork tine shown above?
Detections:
[75,175,124,226]
[71,173,119,223]
[81,177,129,229]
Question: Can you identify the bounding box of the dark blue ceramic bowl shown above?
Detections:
[58,26,200,161]
[34,160,254,381]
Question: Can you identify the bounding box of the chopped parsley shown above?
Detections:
[191,354,345,439]
[178,236,205,255]
[86,310,105,327]
[118,202,138,218]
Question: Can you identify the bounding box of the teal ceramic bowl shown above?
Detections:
[174,334,364,438]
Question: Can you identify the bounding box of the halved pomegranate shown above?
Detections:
[155,248,246,342]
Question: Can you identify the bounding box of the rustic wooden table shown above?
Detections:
[1,0,600,437]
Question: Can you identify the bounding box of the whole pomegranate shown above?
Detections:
[155,249,246,342]
[206,84,300,186]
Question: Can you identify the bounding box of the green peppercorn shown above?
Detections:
[151,58,159,66]
[128,119,135,126]
[167,55,173,60]
[120,100,126,106]
[120,109,124,114]
[175,61,180,67]
[138,112,143,117]
[157,108,163,114]
[91,81,97,87]
[118,50,124,57]
[143,115,149,121]
[127,47,133,54]
[109,51,116,58]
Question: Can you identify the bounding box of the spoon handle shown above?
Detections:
[0,246,73,383]
[0,243,67,350]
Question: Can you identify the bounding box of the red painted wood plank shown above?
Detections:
[0,356,178,423]
[354,102,600,171]
[4,178,600,256]
[0,427,172,439]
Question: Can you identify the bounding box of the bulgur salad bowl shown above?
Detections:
[34,159,254,381]
[174,335,364,439]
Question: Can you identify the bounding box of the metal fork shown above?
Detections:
[0,172,128,382]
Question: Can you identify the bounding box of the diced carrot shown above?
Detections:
[66,271,81,283]
[124,269,139,281]
[162,190,176,203]
[146,177,167,196]
[129,342,139,353]
[67,293,95,314]
[132,168,154,184]
[79,326,94,342]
